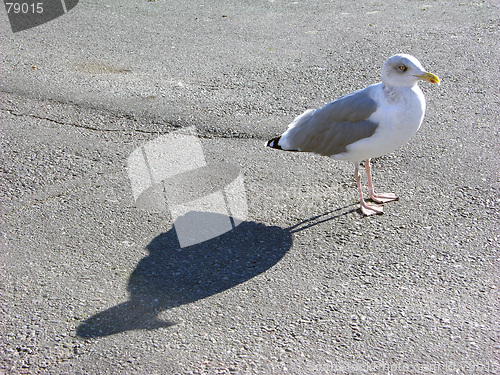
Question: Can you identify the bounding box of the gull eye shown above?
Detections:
[398,65,408,72]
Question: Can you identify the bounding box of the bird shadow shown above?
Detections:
[289,203,358,232]
[77,211,293,338]
[76,206,356,338]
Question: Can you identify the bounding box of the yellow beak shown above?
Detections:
[415,72,440,85]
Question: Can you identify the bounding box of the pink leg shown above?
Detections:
[365,159,399,204]
[355,163,383,216]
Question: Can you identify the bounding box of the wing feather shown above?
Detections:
[279,86,380,156]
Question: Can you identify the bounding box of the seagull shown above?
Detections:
[267,54,440,216]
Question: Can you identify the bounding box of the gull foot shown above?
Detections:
[361,202,384,216]
[369,193,399,204]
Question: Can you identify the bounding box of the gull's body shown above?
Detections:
[267,54,440,215]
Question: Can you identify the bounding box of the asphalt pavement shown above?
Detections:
[1,1,499,374]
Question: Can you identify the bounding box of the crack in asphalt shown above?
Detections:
[1,108,172,134]
[1,108,262,141]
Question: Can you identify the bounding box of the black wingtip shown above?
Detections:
[267,136,282,150]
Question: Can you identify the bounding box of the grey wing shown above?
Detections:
[281,87,380,156]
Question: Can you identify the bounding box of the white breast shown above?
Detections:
[333,84,426,162]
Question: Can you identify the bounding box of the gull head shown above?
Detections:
[381,54,440,88]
